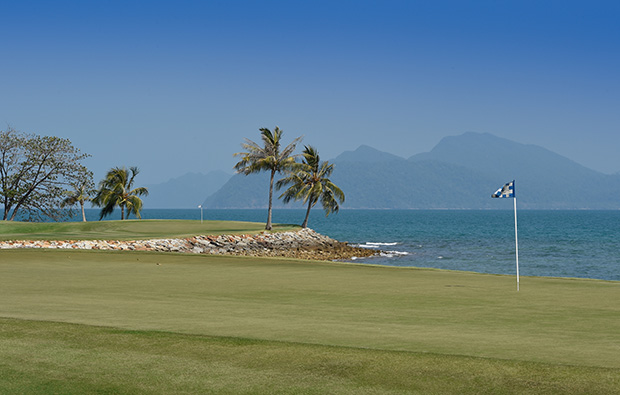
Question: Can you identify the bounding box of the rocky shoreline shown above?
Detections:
[0,228,379,261]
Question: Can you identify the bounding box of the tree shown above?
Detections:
[92,166,149,220]
[60,170,95,222]
[276,145,345,228]
[0,127,91,221]
[233,127,302,230]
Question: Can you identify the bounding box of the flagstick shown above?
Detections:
[514,196,520,291]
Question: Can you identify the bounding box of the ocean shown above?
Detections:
[76,208,620,281]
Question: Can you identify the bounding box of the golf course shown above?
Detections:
[1,220,619,394]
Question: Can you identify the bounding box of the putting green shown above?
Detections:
[1,249,618,369]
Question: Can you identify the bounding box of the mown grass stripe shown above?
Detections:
[1,317,618,394]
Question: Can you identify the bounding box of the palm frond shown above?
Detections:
[280,135,304,159]
[301,145,319,167]
[93,166,147,220]
[125,195,144,219]
[98,198,117,220]
[276,145,345,224]
[130,186,149,197]
[325,180,345,203]
[60,194,78,208]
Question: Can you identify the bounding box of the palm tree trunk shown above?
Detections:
[121,205,125,220]
[266,169,275,230]
[80,200,86,222]
[301,199,313,228]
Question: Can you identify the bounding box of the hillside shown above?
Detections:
[203,172,305,209]
[204,133,620,209]
[409,132,620,208]
[143,171,231,209]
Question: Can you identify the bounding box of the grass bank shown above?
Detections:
[0,249,618,392]
[0,219,298,241]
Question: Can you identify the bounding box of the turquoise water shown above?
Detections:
[79,209,620,281]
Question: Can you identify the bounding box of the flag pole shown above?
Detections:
[514,196,519,291]
[491,180,520,291]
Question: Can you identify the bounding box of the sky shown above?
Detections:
[2,0,619,184]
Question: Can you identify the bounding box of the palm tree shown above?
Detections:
[276,146,345,228]
[61,171,95,222]
[234,127,302,230]
[92,166,149,220]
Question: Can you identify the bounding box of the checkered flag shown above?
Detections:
[491,180,520,290]
[492,180,515,198]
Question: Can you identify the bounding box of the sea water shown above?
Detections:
[78,209,620,281]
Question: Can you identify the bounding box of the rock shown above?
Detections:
[0,228,380,261]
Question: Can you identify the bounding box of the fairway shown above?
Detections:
[0,219,298,241]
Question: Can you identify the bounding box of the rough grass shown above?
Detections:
[1,248,619,393]
[0,219,299,240]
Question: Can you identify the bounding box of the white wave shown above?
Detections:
[380,250,410,258]
[358,242,399,249]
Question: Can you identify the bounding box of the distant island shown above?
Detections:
[142,132,620,210]
[203,132,620,210]
[142,170,231,209]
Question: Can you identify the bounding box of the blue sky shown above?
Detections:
[2,0,619,184]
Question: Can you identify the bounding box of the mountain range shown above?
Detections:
[142,170,231,209]
[201,132,620,210]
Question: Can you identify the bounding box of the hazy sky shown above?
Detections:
[2,0,619,184]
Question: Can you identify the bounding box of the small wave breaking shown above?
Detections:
[380,250,410,258]
[352,241,410,259]
[358,241,399,248]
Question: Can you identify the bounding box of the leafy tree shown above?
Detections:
[277,146,345,228]
[92,166,149,220]
[61,170,95,222]
[0,127,91,221]
[233,127,302,230]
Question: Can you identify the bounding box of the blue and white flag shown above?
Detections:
[492,180,515,198]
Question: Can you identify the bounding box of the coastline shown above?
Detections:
[5,210,619,281]
[0,228,379,261]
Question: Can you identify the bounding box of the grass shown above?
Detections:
[1,248,619,393]
[0,219,299,240]
[2,318,618,394]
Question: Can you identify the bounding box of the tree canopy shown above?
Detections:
[277,145,345,228]
[92,166,149,220]
[61,170,96,222]
[0,127,91,221]
[233,127,302,230]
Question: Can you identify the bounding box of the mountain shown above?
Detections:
[204,133,620,209]
[334,145,406,163]
[203,172,305,209]
[143,171,231,209]
[410,132,597,180]
[203,145,406,209]
[409,132,620,208]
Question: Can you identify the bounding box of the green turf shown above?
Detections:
[1,249,619,369]
[2,318,618,394]
[0,219,299,240]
